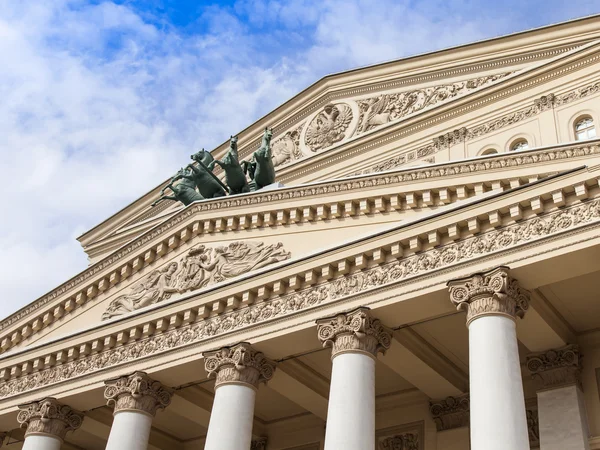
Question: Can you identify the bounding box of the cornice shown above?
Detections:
[1,139,598,354]
[0,167,598,401]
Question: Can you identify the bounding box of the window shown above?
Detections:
[575,117,596,141]
[480,148,498,156]
[510,139,529,151]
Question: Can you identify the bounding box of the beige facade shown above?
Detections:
[3,15,600,450]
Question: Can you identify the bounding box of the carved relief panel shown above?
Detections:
[102,241,291,319]
[377,422,423,450]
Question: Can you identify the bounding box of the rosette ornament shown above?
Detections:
[316,307,392,359]
[203,342,277,389]
[104,371,173,417]
[447,266,530,325]
[17,397,84,441]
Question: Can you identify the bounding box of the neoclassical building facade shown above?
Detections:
[2,15,600,450]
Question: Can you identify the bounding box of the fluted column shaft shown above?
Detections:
[527,345,590,450]
[317,307,392,450]
[448,267,531,450]
[203,343,276,450]
[104,371,172,450]
[17,397,84,450]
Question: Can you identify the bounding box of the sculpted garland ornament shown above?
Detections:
[203,342,276,389]
[17,398,84,440]
[102,241,290,319]
[104,371,173,416]
[2,198,600,399]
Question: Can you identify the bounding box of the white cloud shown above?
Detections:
[0,0,598,319]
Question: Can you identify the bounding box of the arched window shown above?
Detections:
[480,148,498,156]
[510,139,529,151]
[575,117,596,141]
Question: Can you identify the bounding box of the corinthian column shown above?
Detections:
[104,371,172,450]
[17,398,84,450]
[448,266,530,450]
[527,345,590,450]
[316,307,392,450]
[203,342,276,450]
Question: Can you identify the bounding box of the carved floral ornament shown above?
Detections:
[102,241,291,319]
[17,397,84,440]
[203,342,276,389]
[380,433,419,450]
[526,345,582,390]
[1,192,600,400]
[104,371,173,417]
[316,307,392,359]
[447,266,530,325]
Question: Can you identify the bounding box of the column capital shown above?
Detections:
[204,342,276,389]
[17,397,83,441]
[447,266,530,325]
[104,371,173,417]
[316,307,392,359]
[429,394,470,431]
[251,437,268,450]
[526,344,582,391]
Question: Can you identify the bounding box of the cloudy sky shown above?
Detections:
[1,0,599,319]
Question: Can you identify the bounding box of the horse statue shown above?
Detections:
[208,136,249,194]
[187,149,228,198]
[243,128,275,191]
[152,168,204,207]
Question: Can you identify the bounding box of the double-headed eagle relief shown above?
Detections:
[102,241,291,320]
[153,128,276,207]
[305,103,353,152]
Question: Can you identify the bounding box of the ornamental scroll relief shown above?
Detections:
[102,241,290,319]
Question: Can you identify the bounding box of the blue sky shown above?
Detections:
[1,0,599,318]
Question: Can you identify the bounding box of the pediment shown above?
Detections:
[6,138,600,353]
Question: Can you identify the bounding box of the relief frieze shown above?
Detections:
[102,241,291,319]
[1,196,599,400]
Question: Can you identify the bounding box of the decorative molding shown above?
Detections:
[102,241,290,320]
[316,307,392,359]
[272,124,303,167]
[2,140,598,348]
[203,342,276,389]
[17,397,83,440]
[448,266,530,325]
[104,371,173,416]
[377,422,423,450]
[355,78,600,175]
[429,394,470,431]
[526,345,582,390]
[1,184,600,399]
[251,437,268,450]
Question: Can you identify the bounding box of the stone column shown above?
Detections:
[17,397,84,450]
[316,307,392,450]
[203,342,276,450]
[104,371,173,450]
[448,266,531,450]
[526,345,590,450]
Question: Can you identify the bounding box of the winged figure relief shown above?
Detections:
[271,128,302,167]
[358,95,392,133]
[102,242,291,319]
[305,103,353,152]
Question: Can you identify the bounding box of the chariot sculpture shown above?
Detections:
[152,128,276,207]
